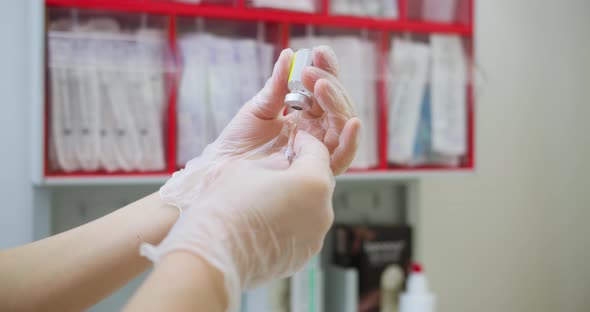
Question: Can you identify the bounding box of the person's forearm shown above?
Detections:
[0,192,178,311]
[125,251,227,312]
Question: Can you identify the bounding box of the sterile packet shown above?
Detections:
[49,29,80,172]
[388,39,430,165]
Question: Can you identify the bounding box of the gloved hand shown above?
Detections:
[160,46,360,210]
[142,131,335,312]
[221,46,360,174]
[143,46,360,311]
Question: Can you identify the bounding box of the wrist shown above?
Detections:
[162,251,228,310]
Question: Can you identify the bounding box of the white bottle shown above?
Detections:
[399,263,436,312]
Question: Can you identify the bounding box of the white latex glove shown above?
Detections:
[141,131,335,312]
[160,46,361,210]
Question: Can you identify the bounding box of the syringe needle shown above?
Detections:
[285,111,301,164]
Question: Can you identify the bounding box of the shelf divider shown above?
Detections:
[321,0,330,16]
[166,14,178,174]
[378,30,390,170]
[398,0,407,22]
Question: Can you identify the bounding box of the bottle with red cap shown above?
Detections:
[399,263,436,312]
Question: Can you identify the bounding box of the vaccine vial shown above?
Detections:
[285,49,313,111]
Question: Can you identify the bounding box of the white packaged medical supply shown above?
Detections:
[73,33,101,171]
[362,38,379,168]
[112,37,143,172]
[177,34,212,166]
[422,0,458,23]
[333,36,378,169]
[49,31,81,172]
[134,30,167,171]
[126,29,167,171]
[48,18,169,173]
[382,0,399,18]
[176,33,273,167]
[250,0,316,12]
[235,38,262,105]
[257,41,275,86]
[330,0,352,15]
[92,33,122,172]
[208,37,237,138]
[429,35,467,157]
[363,0,382,17]
[388,39,430,165]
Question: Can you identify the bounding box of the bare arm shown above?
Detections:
[0,192,178,311]
[124,252,227,312]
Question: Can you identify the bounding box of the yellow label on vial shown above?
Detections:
[288,53,297,82]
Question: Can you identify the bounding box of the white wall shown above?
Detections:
[0,1,42,249]
[420,1,590,311]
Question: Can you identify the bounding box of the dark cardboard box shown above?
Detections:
[332,225,412,312]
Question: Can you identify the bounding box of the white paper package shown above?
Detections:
[422,0,458,23]
[48,18,170,173]
[385,35,468,167]
[176,32,275,167]
[250,0,317,13]
[330,0,399,18]
[177,34,212,167]
[429,34,467,159]
[387,39,431,165]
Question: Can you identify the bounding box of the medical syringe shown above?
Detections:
[284,49,313,163]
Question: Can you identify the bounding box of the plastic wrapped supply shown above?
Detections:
[422,0,458,23]
[429,35,467,164]
[330,0,399,18]
[176,33,212,167]
[48,18,170,173]
[388,39,430,165]
[176,32,275,166]
[250,0,317,13]
[387,35,467,167]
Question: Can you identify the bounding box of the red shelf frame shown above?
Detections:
[45,0,472,35]
[43,0,476,180]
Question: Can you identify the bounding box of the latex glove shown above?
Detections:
[141,131,335,312]
[161,46,360,210]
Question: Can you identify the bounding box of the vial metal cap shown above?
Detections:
[285,93,313,111]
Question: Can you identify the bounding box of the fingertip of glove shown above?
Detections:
[313,45,339,74]
[278,48,294,62]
